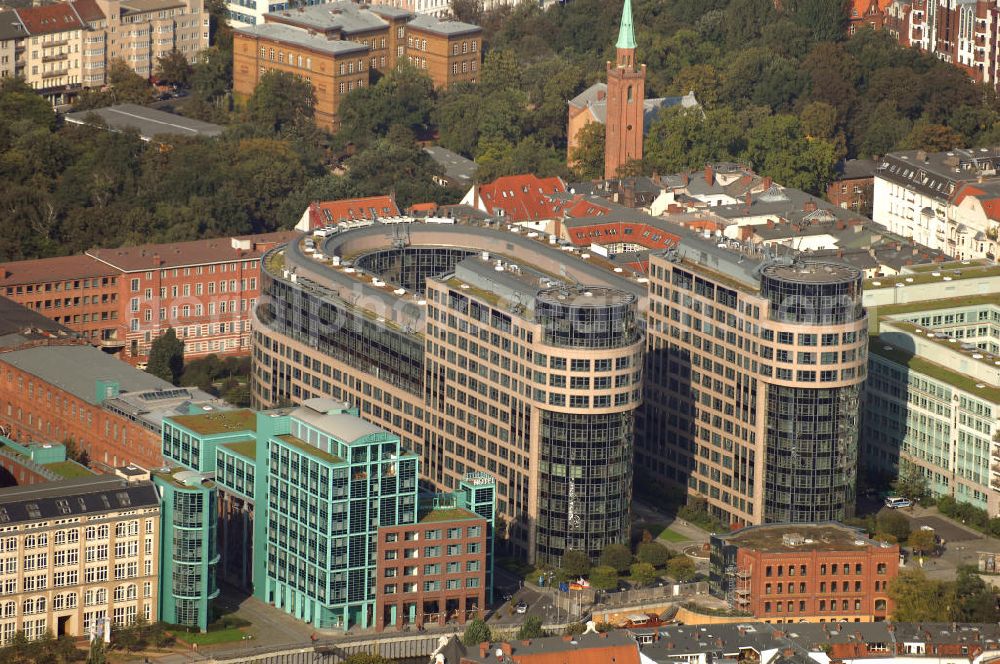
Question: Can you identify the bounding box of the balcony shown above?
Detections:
[42,53,67,63]
[98,338,126,349]
[44,39,70,48]
[41,68,69,79]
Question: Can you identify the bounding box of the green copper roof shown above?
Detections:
[616,0,636,50]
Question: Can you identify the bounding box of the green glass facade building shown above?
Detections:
[152,468,220,632]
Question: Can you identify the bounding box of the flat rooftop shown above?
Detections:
[64,104,223,141]
[276,434,343,464]
[169,409,257,436]
[235,23,369,56]
[760,261,860,285]
[418,506,480,523]
[717,522,880,552]
[222,439,257,460]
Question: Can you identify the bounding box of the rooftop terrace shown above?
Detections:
[718,523,880,552]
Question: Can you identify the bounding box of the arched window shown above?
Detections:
[627,85,633,103]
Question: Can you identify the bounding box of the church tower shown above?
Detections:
[604,0,645,180]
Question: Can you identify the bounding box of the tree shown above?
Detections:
[636,542,670,568]
[462,619,491,646]
[629,562,658,587]
[108,59,154,104]
[589,565,619,591]
[888,569,951,622]
[155,49,193,87]
[599,543,633,574]
[517,616,545,640]
[146,329,184,385]
[785,0,850,42]
[450,0,483,24]
[952,566,999,622]
[875,508,911,542]
[560,549,591,578]
[569,121,604,180]
[904,122,963,152]
[247,70,316,134]
[908,528,936,556]
[666,555,697,582]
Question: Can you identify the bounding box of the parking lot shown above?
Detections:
[894,505,1000,580]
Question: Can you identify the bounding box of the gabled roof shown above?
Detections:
[307,195,400,229]
[476,174,566,223]
[570,83,698,133]
[15,3,86,35]
[86,231,296,271]
[71,0,106,22]
[0,9,28,41]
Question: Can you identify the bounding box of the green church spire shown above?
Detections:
[616,0,636,50]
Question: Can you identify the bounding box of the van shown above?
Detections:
[885,497,912,509]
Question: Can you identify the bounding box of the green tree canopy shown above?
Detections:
[146,329,184,385]
[636,542,670,568]
[462,619,492,645]
[666,555,697,582]
[560,549,592,578]
[888,569,952,622]
[629,562,658,587]
[247,70,316,134]
[570,121,604,180]
[155,49,193,86]
[600,543,634,574]
[908,528,936,556]
[517,616,545,640]
[875,508,911,542]
[589,565,619,591]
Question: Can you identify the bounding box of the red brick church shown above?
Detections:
[565,0,698,178]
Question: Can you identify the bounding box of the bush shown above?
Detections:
[876,508,911,542]
[589,565,619,591]
[666,555,697,582]
[463,619,491,646]
[600,543,633,574]
[517,616,545,640]
[560,549,591,578]
[637,542,670,567]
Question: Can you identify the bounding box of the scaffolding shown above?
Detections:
[726,562,752,610]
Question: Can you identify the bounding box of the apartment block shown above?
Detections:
[710,522,899,623]
[0,476,161,644]
[862,263,1000,513]
[158,400,495,632]
[872,148,1000,260]
[0,342,227,471]
[232,3,481,130]
[0,0,210,104]
[0,231,294,364]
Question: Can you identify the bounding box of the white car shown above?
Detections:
[885,497,912,509]
[515,601,528,614]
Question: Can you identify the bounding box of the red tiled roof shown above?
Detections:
[850,0,892,18]
[0,255,116,287]
[477,174,566,223]
[562,197,610,219]
[71,0,106,22]
[308,196,400,229]
[408,202,439,212]
[86,231,298,272]
[567,221,680,251]
[15,3,86,35]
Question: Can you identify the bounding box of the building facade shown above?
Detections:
[640,257,868,528]
[232,3,481,129]
[0,0,209,104]
[0,232,293,364]
[863,280,1000,514]
[710,523,899,624]
[152,468,219,632]
[158,401,495,632]
[0,476,161,644]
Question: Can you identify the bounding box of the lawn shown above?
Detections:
[658,528,689,543]
[175,627,250,646]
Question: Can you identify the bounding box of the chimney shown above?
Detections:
[682,172,689,186]
[783,649,795,658]
[745,192,752,209]
[599,633,609,639]
[597,90,606,102]
[562,635,573,642]
[480,643,489,658]
[803,201,818,212]
[761,176,772,190]
[153,253,162,266]
[500,643,512,657]
[772,630,785,639]
[521,640,531,647]
[705,164,714,185]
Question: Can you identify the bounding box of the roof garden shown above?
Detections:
[276,434,343,464]
[43,461,95,479]
[222,439,257,460]
[418,506,480,523]
[869,336,1000,404]
[169,409,257,436]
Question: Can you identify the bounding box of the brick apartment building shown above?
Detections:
[232,3,481,130]
[0,0,210,104]
[0,231,294,365]
[375,505,488,630]
[826,159,875,217]
[710,523,899,624]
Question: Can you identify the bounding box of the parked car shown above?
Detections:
[885,497,912,509]
[515,601,528,614]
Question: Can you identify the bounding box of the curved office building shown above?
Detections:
[252,224,644,564]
